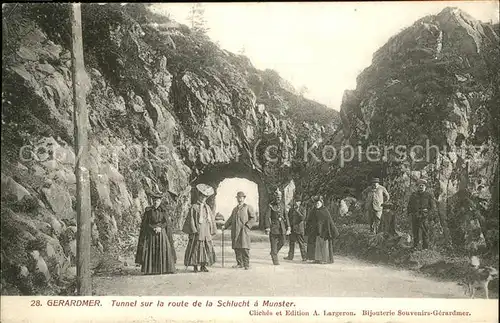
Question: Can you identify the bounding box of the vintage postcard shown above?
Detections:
[1,1,499,322]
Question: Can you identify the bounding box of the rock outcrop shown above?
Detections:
[337,8,499,254]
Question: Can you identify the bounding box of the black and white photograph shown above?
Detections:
[1,1,499,309]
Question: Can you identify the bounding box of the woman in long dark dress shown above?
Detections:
[308,196,338,264]
[305,198,318,261]
[135,190,176,275]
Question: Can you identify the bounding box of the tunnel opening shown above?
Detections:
[214,178,259,226]
[192,161,272,229]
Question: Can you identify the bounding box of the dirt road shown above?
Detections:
[93,232,469,298]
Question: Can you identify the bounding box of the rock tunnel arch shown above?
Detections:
[214,178,259,224]
[191,161,273,229]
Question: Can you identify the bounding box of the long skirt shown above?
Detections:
[141,230,176,274]
[328,239,335,263]
[314,236,330,262]
[184,237,215,267]
[306,235,316,260]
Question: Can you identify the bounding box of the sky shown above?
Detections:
[151,1,498,110]
[215,178,258,218]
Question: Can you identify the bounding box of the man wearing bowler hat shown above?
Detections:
[407,178,436,250]
[362,177,390,234]
[223,191,256,270]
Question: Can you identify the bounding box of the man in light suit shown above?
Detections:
[362,178,390,234]
[223,191,256,270]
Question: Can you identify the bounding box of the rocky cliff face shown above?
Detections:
[338,8,499,253]
[1,3,339,295]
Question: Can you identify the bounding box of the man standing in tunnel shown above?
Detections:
[223,191,256,270]
[264,189,290,265]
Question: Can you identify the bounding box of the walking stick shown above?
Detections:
[221,228,225,268]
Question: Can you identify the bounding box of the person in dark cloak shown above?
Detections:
[135,189,177,275]
[307,195,338,264]
[305,196,318,261]
[182,183,217,273]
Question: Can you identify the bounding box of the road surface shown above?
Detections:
[93,232,469,298]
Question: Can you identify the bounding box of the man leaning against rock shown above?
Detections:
[362,178,390,234]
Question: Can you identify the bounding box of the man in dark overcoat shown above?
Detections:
[264,189,290,265]
[284,195,307,261]
[407,178,436,250]
[223,191,256,270]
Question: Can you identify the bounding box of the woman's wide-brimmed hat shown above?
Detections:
[196,183,214,197]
